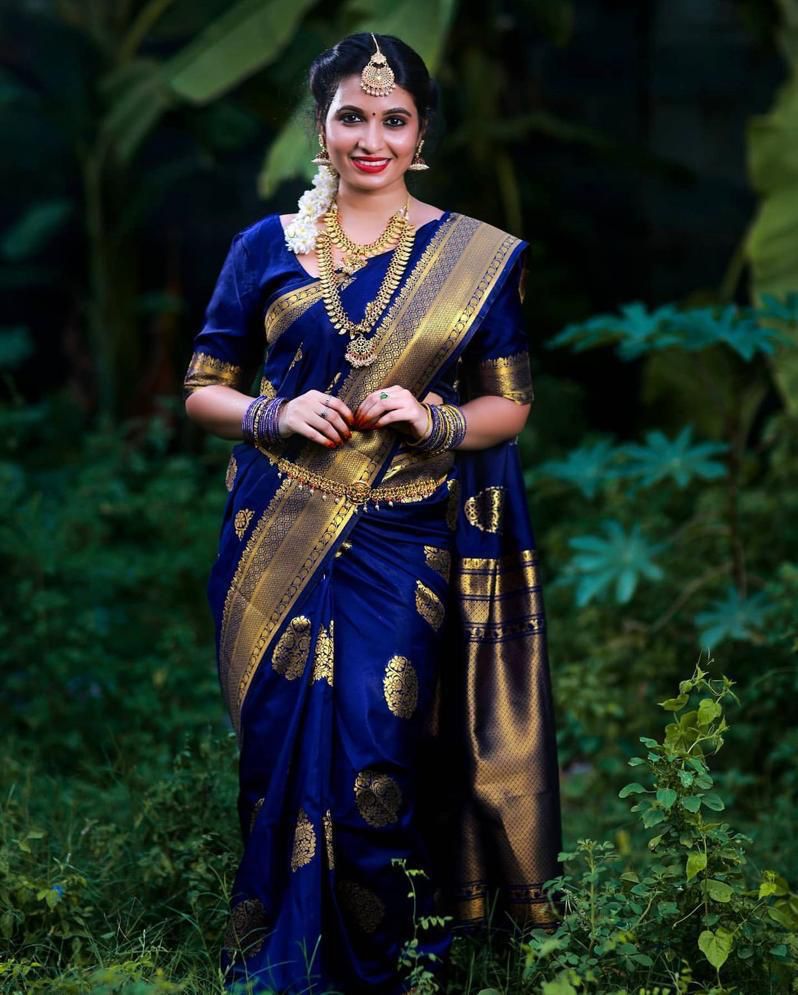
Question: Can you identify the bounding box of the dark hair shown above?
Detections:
[308,33,438,131]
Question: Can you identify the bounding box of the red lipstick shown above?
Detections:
[351,157,390,174]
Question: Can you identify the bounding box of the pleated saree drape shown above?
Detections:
[184,210,563,994]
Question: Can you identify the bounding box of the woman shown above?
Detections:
[184,32,563,995]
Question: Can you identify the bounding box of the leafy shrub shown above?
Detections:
[513,659,798,994]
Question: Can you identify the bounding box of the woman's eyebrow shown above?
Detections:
[336,104,412,115]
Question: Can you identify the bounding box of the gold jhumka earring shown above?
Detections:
[311,133,331,166]
[361,33,395,97]
[407,138,429,171]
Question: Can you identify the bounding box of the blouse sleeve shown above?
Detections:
[183,231,264,400]
[459,249,534,404]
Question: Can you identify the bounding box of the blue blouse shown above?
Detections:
[184,211,534,408]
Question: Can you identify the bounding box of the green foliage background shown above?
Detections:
[1,1,797,993]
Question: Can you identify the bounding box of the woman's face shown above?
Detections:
[323,74,421,190]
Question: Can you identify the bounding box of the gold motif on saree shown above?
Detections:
[249,796,264,833]
[383,655,418,719]
[472,350,534,404]
[453,355,464,395]
[290,806,317,871]
[234,508,254,539]
[258,376,276,399]
[354,769,402,827]
[272,615,312,680]
[415,580,445,631]
[446,478,460,531]
[322,808,335,869]
[225,454,238,492]
[335,540,352,558]
[424,545,451,581]
[464,485,506,534]
[312,620,334,685]
[337,880,386,934]
[184,350,246,398]
[287,343,303,372]
[223,897,269,958]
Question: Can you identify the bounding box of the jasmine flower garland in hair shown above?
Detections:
[283,166,339,254]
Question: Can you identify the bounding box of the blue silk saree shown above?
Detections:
[183,210,563,995]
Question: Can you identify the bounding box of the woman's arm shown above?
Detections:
[185,385,253,440]
[456,394,531,449]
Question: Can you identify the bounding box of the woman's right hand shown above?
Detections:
[278,390,354,448]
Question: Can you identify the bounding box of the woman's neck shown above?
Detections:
[334,180,412,232]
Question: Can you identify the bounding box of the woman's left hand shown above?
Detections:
[353,386,441,439]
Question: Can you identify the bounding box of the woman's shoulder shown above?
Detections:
[410,199,446,227]
[222,213,289,276]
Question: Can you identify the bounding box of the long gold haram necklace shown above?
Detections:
[316,201,416,368]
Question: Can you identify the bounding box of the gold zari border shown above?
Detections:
[456,548,545,639]
[184,350,246,398]
[473,350,534,404]
[263,273,351,346]
[220,213,524,733]
[452,882,560,929]
[264,283,325,345]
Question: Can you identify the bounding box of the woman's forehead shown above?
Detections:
[328,75,416,116]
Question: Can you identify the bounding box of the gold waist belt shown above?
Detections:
[254,442,448,507]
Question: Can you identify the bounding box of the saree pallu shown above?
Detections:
[189,211,563,994]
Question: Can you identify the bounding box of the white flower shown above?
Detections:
[284,166,338,255]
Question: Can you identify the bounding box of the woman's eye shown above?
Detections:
[386,117,406,127]
[340,113,362,124]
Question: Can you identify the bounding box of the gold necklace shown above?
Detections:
[324,199,410,275]
[316,217,416,368]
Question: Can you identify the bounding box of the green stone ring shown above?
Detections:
[379,391,389,399]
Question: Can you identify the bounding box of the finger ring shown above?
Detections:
[319,410,327,419]
[379,391,389,399]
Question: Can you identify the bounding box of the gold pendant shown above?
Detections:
[345,334,378,367]
[340,252,366,276]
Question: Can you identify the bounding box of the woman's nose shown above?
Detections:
[358,118,385,153]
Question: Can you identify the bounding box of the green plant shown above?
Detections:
[517,658,798,994]
[392,857,452,994]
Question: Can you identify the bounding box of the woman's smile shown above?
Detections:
[351,156,391,173]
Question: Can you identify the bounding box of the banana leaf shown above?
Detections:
[746,0,798,408]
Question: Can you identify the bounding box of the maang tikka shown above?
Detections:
[361,33,395,97]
